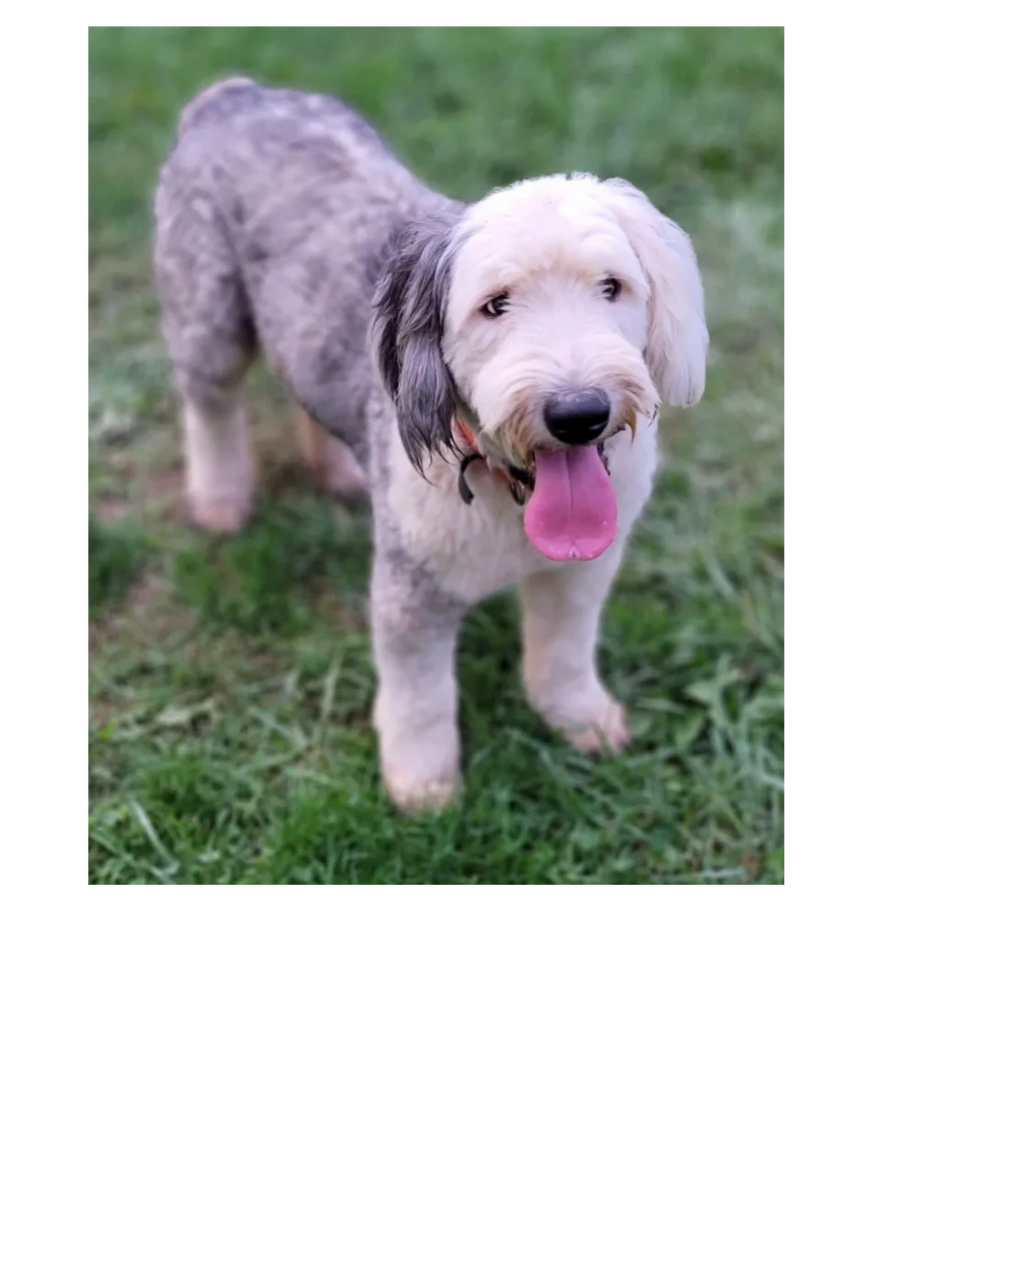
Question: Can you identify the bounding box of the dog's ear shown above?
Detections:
[370,211,462,472]
[602,179,708,407]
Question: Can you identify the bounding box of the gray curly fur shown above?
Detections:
[154,76,461,468]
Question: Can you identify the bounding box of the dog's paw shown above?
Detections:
[189,492,253,534]
[385,768,461,815]
[560,696,631,756]
[375,700,461,814]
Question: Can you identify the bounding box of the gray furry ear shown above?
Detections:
[370,210,462,473]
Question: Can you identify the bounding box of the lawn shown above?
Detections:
[88,27,784,884]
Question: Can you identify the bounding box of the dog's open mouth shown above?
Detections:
[523,441,617,562]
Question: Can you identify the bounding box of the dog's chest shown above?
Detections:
[383,423,658,604]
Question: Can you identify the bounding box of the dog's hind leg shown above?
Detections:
[293,407,367,498]
[174,367,255,533]
[519,546,631,754]
[155,186,257,533]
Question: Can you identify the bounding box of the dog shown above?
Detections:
[154,78,708,813]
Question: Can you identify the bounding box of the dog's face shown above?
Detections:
[371,175,708,560]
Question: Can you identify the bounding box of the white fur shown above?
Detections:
[384,415,659,606]
[178,173,703,812]
[181,394,254,533]
[598,178,709,406]
[375,418,658,811]
[444,174,707,465]
[371,175,705,811]
[371,596,462,812]
[520,542,632,753]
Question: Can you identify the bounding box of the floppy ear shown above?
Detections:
[370,210,462,473]
[602,179,708,407]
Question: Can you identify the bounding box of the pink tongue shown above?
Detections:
[524,446,618,561]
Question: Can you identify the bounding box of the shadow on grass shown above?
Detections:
[172,493,371,634]
[89,513,152,617]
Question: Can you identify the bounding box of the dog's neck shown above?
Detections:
[453,416,533,506]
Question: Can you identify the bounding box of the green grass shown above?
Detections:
[88,27,783,884]
[89,512,151,617]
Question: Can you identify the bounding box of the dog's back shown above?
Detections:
[155,78,453,452]
[170,76,419,206]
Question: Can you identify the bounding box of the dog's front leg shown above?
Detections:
[371,558,464,813]
[519,547,630,755]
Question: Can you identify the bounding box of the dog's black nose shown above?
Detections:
[543,388,610,445]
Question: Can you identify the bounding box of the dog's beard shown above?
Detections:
[479,374,656,471]
[470,373,656,562]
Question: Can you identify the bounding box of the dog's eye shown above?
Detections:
[481,293,509,319]
[602,278,622,302]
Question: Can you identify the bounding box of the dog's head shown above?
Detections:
[370,174,708,560]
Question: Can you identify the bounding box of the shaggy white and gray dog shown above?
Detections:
[155,78,708,812]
